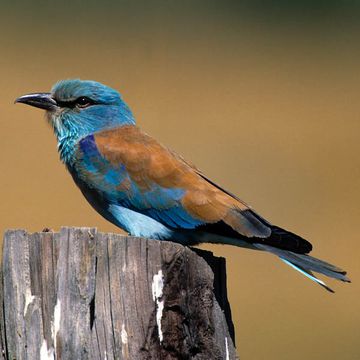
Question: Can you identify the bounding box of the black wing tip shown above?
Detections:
[263,225,313,254]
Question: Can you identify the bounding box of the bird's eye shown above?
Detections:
[75,96,93,108]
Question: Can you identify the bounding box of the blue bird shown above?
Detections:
[16,79,350,291]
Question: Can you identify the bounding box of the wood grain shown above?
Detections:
[0,228,238,360]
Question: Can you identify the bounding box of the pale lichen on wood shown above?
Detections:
[0,227,238,360]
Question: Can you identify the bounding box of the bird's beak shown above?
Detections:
[15,93,58,111]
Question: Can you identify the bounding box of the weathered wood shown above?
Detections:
[0,228,238,360]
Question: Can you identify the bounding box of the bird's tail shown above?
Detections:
[254,243,351,292]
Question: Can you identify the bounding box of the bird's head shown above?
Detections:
[15,79,135,142]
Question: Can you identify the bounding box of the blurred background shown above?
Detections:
[1,1,359,358]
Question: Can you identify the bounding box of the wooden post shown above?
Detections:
[0,227,238,360]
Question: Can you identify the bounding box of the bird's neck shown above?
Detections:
[48,102,137,165]
[57,132,79,164]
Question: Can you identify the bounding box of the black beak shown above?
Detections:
[15,93,58,111]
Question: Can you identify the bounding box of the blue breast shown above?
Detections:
[77,135,129,199]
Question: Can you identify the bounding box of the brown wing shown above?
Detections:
[94,125,271,238]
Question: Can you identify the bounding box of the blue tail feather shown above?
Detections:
[254,243,350,292]
[280,258,335,293]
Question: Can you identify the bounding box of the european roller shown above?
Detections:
[16,79,350,292]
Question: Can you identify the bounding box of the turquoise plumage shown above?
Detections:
[15,79,350,291]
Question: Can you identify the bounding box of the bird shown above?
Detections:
[15,79,350,292]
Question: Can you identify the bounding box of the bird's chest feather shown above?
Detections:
[69,133,186,212]
[71,135,131,203]
[69,135,194,223]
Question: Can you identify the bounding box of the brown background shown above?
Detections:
[0,1,359,359]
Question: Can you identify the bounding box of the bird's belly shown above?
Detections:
[106,204,203,246]
[107,203,174,239]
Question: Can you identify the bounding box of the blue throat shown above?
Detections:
[58,134,79,164]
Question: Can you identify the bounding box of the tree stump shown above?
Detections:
[0,227,238,360]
